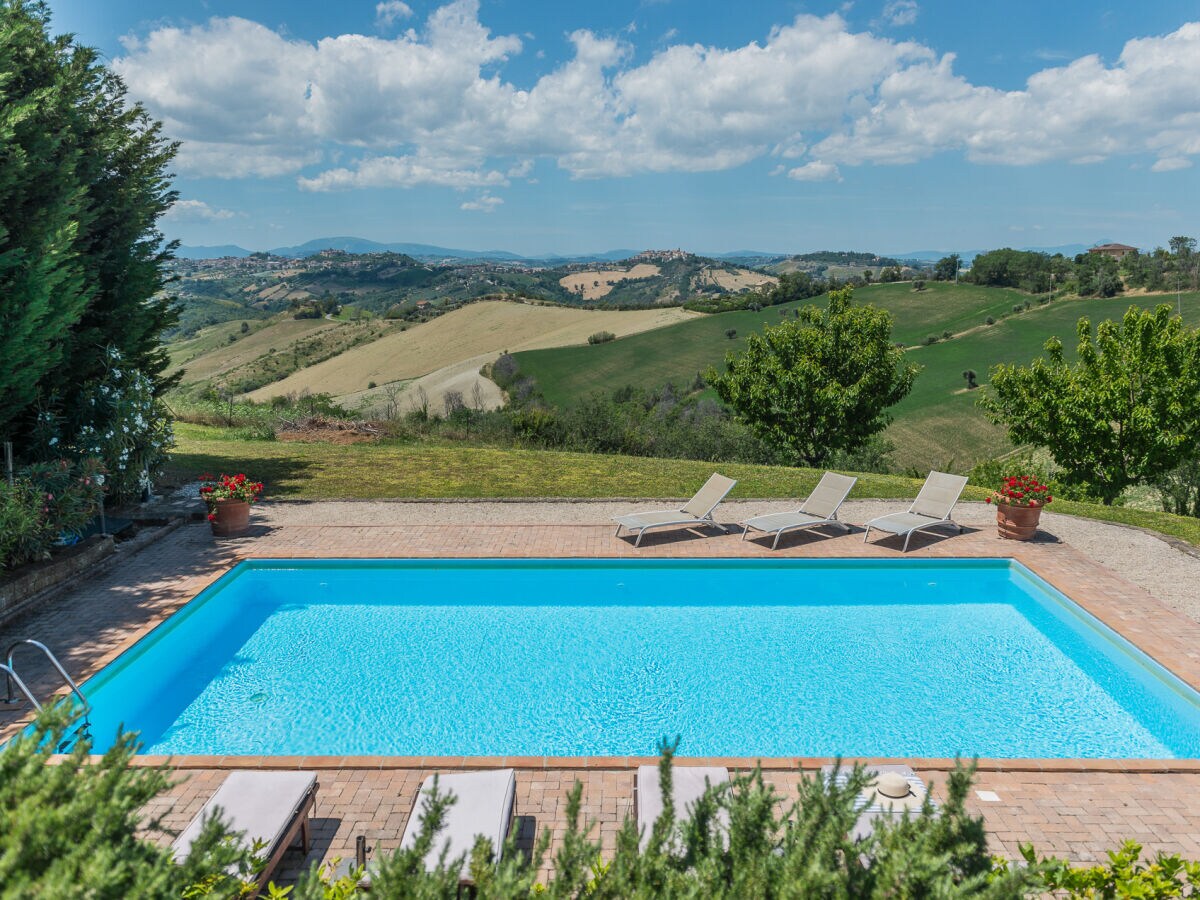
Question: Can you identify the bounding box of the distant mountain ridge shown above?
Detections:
[175,237,1114,264]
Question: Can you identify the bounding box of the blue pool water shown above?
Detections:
[80,559,1200,758]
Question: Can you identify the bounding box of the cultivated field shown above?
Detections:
[244,300,698,408]
[559,263,661,299]
[169,317,340,383]
[694,267,778,292]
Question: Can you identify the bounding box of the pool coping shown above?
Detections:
[12,525,1200,771]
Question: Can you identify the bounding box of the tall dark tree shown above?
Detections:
[0,0,178,444]
[933,253,961,281]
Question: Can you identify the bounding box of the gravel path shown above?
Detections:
[253,499,1200,623]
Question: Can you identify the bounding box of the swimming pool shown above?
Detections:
[80,559,1200,758]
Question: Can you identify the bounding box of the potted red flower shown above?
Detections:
[199,473,264,537]
[985,475,1053,541]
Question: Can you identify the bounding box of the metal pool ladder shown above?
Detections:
[2,639,91,746]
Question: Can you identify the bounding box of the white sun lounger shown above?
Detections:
[398,768,517,883]
[863,471,969,552]
[613,473,737,547]
[635,765,730,851]
[821,764,934,841]
[740,472,858,549]
[172,770,318,897]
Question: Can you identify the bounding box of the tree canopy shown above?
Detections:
[984,304,1200,504]
[707,287,918,467]
[0,0,178,447]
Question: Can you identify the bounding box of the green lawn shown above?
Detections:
[170,423,1200,546]
[514,282,1030,409]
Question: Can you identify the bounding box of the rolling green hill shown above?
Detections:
[514,282,1027,408]
[513,284,1200,469]
[886,290,1200,469]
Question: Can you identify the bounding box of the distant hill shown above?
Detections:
[177,244,252,259]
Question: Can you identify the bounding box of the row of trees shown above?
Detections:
[1,1,178,499]
[932,237,1199,299]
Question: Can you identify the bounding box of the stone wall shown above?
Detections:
[0,536,115,627]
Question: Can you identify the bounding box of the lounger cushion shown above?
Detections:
[744,511,828,532]
[636,765,729,850]
[681,473,737,518]
[820,764,932,841]
[866,512,945,536]
[801,472,858,519]
[400,769,516,878]
[172,770,316,862]
[910,472,969,520]
[613,510,703,529]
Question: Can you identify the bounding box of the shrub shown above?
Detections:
[29,348,174,502]
[942,330,952,339]
[20,458,106,539]
[985,316,996,325]
[912,279,926,291]
[1012,840,1200,898]
[0,478,52,569]
[588,330,616,345]
[924,335,939,345]
[725,329,737,340]
[368,381,377,389]
[0,705,262,897]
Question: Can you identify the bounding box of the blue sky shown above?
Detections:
[52,0,1200,255]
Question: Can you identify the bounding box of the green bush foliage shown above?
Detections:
[984,305,1200,504]
[587,331,616,345]
[0,478,53,570]
[708,287,918,467]
[0,706,262,898]
[1008,840,1200,898]
[0,2,178,495]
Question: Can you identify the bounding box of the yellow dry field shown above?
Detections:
[695,267,777,292]
[246,300,699,403]
[558,263,661,300]
[172,318,339,384]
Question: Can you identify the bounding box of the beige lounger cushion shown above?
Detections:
[172,770,316,862]
[680,473,737,518]
[820,764,932,841]
[636,765,729,850]
[613,509,704,529]
[742,511,829,532]
[399,769,516,878]
[909,472,969,520]
[864,511,944,535]
[800,472,858,519]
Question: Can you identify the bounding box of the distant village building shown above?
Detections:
[1088,243,1137,261]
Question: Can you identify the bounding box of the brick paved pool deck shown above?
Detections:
[2,513,1200,884]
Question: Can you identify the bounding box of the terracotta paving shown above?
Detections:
[3,515,1200,884]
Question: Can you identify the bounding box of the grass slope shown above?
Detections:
[886,290,1200,469]
[243,301,697,402]
[515,282,1027,409]
[170,424,1200,546]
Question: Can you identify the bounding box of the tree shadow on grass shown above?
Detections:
[165,450,319,500]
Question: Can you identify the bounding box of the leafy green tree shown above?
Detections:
[0,2,92,431]
[707,287,918,466]
[984,305,1200,504]
[934,253,961,281]
[0,1,178,447]
[1073,252,1122,298]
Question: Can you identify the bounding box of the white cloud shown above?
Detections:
[298,155,509,191]
[164,199,236,221]
[113,4,1200,195]
[881,1,918,27]
[460,193,503,211]
[786,161,842,182]
[1152,156,1193,172]
[375,1,413,27]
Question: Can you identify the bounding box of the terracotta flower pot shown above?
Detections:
[210,499,251,536]
[996,502,1043,541]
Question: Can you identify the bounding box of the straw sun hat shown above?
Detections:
[868,772,923,812]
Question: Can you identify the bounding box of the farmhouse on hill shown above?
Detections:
[1088,242,1137,260]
